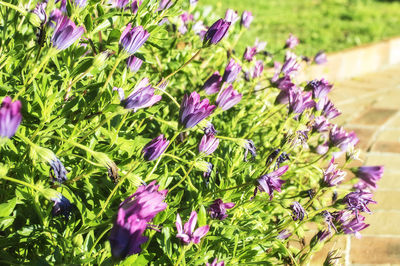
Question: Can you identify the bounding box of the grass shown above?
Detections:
[199,0,400,57]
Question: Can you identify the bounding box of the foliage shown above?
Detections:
[0,0,381,265]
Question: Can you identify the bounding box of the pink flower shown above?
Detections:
[176,211,210,244]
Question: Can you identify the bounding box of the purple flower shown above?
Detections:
[307,79,333,99]
[109,0,129,8]
[49,9,63,28]
[0,96,22,139]
[225,9,239,24]
[206,258,225,266]
[222,59,242,83]
[176,211,210,245]
[142,135,170,161]
[204,122,218,136]
[316,142,329,155]
[329,126,358,152]
[74,0,87,8]
[51,15,84,50]
[323,158,346,187]
[203,162,213,183]
[131,0,142,14]
[266,149,290,169]
[181,12,193,24]
[313,116,331,132]
[241,11,253,28]
[121,78,161,111]
[290,201,307,221]
[158,0,174,11]
[204,19,231,45]
[126,55,143,72]
[256,165,289,200]
[32,2,47,24]
[343,191,376,217]
[203,71,222,95]
[55,0,67,12]
[322,211,337,233]
[243,46,257,62]
[281,56,300,76]
[51,194,73,218]
[284,34,299,49]
[274,75,295,91]
[334,211,369,238]
[353,166,384,191]
[254,38,267,52]
[314,50,327,64]
[179,92,216,128]
[119,24,149,55]
[288,90,315,114]
[251,60,264,79]
[208,199,235,220]
[199,134,220,155]
[277,229,292,240]
[216,84,242,111]
[50,157,68,184]
[190,0,198,6]
[109,181,167,258]
[243,139,257,161]
[315,98,341,119]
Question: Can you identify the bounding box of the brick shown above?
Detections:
[375,129,400,142]
[370,190,400,211]
[377,172,400,190]
[372,90,400,109]
[387,116,400,129]
[345,126,376,150]
[366,154,400,171]
[372,141,400,153]
[352,108,398,126]
[362,211,400,235]
[351,236,400,264]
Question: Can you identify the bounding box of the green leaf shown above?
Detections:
[197,205,207,227]
[0,197,17,217]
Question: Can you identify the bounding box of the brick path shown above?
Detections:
[311,64,400,265]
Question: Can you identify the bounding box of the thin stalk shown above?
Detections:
[0,1,27,15]
[169,161,196,193]
[156,48,202,87]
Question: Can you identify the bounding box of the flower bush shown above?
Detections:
[0,0,384,265]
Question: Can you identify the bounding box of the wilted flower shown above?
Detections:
[281,56,300,76]
[142,135,170,161]
[343,191,376,218]
[225,9,239,24]
[322,158,346,187]
[254,38,267,52]
[241,11,253,28]
[32,2,47,24]
[176,211,210,244]
[199,134,220,155]
[126,55,143,72]
[317,98,341,119]
[208,199,235,220]
[284,34,299,49]
[51,194,73,218]
[277,229,292,240]
[243,46,257,62]
[290,201,307,221]
[324,250,342,266]
[206,258,225,266]
[216,84,242,111]
[0,96,22,139]
[203,71,222,95]
[121,78,161,111]
[204,19,230,45]
[353,166,384,191]
[256,165,289,200]
[322,211,337,232]
[288,90,315,114]
[119,24,149,55]
[203,162,213,182]
[109,0,129,8]
[51,15,84,50]
[179,92,216,128]
[243,139,257,161]
[314,50,327,64]
[266,149,290,169]
[109,181,167,258]
[329,126,358,153]
[49,157,68,184]
[222,59,242,83]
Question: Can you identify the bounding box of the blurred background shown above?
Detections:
[199,0,400,57]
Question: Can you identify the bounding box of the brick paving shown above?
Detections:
[310,64,400,265]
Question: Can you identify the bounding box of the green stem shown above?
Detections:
[156,48,202,87]
[1,175,40,192]
[169,161,196,193]
[0,1,27,15]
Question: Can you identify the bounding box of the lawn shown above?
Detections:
[199,0,400,57]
